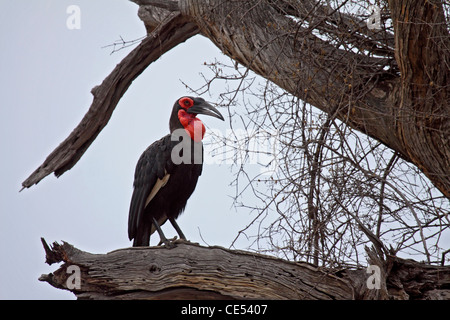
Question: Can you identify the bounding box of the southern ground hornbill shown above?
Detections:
[128,96,224,247]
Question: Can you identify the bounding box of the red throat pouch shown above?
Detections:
[178,110,206,142]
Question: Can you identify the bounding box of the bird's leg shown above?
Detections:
[152,217,175,248]
[169,218,187,241]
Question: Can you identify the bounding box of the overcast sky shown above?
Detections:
[3,1,448,301]
[0,1,256,299]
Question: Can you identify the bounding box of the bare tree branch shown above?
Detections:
[38,238,355,300]
[23,0,449,196]
[21,0,449,269]
[38,238,450,300]
[21,12,199,189]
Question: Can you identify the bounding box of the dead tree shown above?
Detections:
[21,0,449,197]
[21,0,449,299]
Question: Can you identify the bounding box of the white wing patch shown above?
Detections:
[145,172,170,207]
[144,171,170,236]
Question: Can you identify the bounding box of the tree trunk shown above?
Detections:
[387,0,450,197]
[21,0,449,198]
[38,239,450,300]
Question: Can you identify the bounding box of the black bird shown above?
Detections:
[128,96,224,247]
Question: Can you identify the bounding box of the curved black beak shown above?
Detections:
[188,98,224,121]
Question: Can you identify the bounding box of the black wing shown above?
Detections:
[128,134,175,242]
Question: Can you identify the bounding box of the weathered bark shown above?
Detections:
[21,0,449,197]
[38,239,354,300]
[38,239,450,300]
[178,0,449,196]
[387,0,450,197]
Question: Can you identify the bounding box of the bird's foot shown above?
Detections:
[157,236,192,248]
[173,237,192,245]
[158,236,178,249]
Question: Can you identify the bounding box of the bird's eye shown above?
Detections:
[179,97,193,109]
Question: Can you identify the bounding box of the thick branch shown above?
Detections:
[38,239,354,300]
[21,12,199,189]
[22,0,449,196]
[39,239,450,300]
[179,0,448,196]
[180,1,406,158]
[387,0,450,197]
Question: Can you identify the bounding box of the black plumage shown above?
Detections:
[128,97,224,247]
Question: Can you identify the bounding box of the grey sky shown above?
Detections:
[0,1,249,299]
[3,1,448,300]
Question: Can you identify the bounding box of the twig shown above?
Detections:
[102,35,146,55]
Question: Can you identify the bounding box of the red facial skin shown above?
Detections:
[177,97,206,142]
